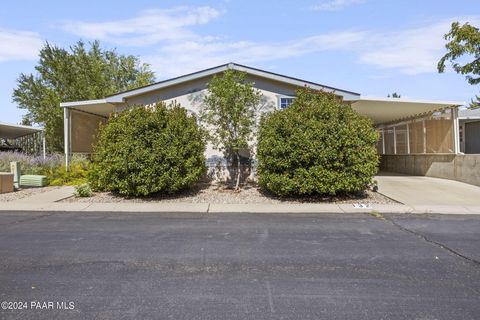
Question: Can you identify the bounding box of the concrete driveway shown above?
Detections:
[376,172,480,206]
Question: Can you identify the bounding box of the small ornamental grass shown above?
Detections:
[88,102,206,197]
[74,183,93,197]
[257,88,379,197]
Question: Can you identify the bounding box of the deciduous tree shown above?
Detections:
[12,40,155,151]
[438,22,480,108]
[200,70,261,190]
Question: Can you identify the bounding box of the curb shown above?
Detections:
[0,202,479,215]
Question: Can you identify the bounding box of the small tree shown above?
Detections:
[257,88,379,197]
[88,102,206,196]
[387,92,401,98]
[200,70,261,190]
[438,22,480,109]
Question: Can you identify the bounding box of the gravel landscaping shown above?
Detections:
[0,186,61,202]
[64,183,399,204]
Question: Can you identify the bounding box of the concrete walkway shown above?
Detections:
[1,179,480,214]
[14,186,75,203]
[376,173,480,213]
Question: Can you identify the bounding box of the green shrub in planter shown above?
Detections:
[88,102,206,196]
[257,88,379,196]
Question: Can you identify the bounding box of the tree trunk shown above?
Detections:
[234,151,241,191]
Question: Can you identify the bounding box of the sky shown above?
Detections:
[1,0,479,124]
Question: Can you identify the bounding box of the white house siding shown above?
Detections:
[116,74,297,160]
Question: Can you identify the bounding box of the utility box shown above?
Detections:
[20,175,48,187]
[0,173,14,194]
[10,161,20,189]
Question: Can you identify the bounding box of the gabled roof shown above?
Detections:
[61,62,360,107]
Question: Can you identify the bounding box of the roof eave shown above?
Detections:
[354,96,465,106]
[60,99,109,108]
[105,62,360,102]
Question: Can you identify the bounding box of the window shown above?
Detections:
[279,97,295,109]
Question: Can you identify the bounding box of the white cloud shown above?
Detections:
[143,18,458,77]
[0,29,42,62]
[61,7,480,77]
[311,0,366,11]
[63,6,221,46]
[357,17,480,75]
[142,31,367,76]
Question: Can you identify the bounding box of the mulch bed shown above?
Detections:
[63,182,399,204]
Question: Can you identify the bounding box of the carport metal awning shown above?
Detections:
[61,97,465,125]
[60,99,115,117]
[350,97,464,125]
[0,122,44,139]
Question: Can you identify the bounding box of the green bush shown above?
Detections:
[88,102,206,196]
[46,158,90,186]
[0,152,89,186]
[74,183,93,197]
[257,88,379,196]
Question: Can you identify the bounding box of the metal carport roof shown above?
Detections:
[0,122,43,139]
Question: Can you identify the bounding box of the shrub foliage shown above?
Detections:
[257,88,379,196]
[0,152,89,186]
[88,102,206,196]
[74,183,93,197]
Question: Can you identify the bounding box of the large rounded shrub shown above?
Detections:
[257,88,379,196]
[89,102,206,196]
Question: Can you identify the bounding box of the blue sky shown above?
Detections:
[1,0,479,123]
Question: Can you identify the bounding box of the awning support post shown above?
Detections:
[42,131,46,159]
[64,107,71,168]
[453,107,460,154]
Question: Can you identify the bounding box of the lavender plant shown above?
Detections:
[0,152,90,186]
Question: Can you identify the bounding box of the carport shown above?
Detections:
[350,97,463,155]
[0,122,46,158]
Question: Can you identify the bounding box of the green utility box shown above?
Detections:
[19,175,48,187]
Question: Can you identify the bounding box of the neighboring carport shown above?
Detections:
[0,122,45,158]
[458,108,480,154]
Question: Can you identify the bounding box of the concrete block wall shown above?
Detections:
[380,154,480,187]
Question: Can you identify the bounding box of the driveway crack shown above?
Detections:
[382,214,480,267]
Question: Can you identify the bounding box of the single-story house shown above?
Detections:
[458,108,480,154]
[61,63,480,186]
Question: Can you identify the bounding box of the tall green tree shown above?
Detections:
[12,40,155,151]
[438,22,480,109]
[200,70,261,190]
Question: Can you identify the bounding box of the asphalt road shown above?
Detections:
[0,211,479,320]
